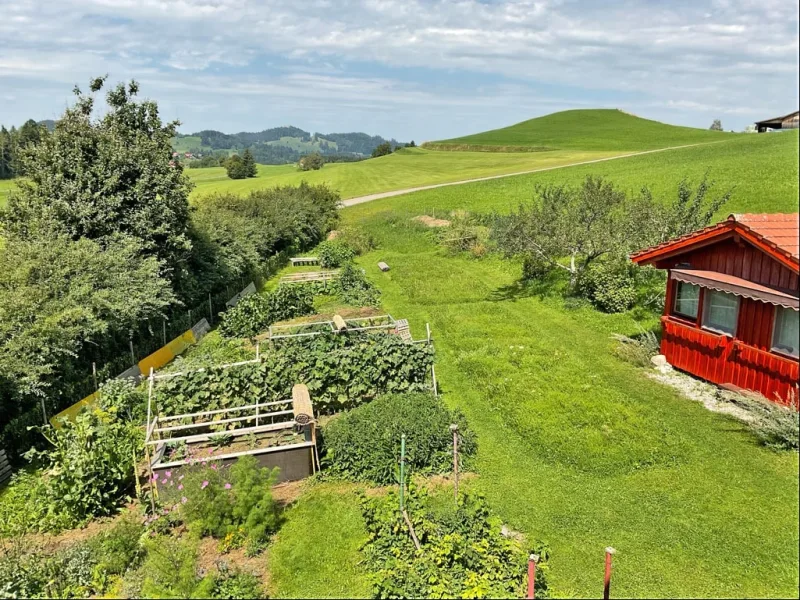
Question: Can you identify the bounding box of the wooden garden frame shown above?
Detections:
[144,360,319,484]
[268,314,398,340]
[289,256,319,266]
[279,270,340,284]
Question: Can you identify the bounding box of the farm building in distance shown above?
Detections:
[632,213,799,405]
[754,110,799,132]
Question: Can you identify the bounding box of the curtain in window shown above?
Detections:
[773,307,799,357]
[703,290,738,335]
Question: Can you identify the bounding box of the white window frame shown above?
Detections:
[701,290,740,337]
[771,306,799,358]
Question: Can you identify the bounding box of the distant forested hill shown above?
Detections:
[173,126,404,164]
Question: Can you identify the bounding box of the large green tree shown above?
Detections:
[2,77,193,272]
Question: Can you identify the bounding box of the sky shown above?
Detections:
[1,0,798,141]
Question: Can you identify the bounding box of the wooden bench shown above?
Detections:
[290,257,319,266]
[279,270,340,284]
[378,261,390,272]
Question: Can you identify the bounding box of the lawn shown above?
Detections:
[433,108,736,151]
[267,483,371,599]
[0,179,15,207]
[296,131,799,597]
[186,147,626,201]
[351,130,799,217]
[319,213,799,598]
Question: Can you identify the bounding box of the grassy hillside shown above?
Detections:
[349,131,798,217]
[171,135,210,153]
[187,147,626,201]
[432,109,735,151]
[0,179,15,207]
[329,131,799,596]
[265,135,338,152]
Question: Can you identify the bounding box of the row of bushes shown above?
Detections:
[155,331,434,416]
[218,284,315,338]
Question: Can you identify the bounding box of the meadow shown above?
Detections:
[186,147,624,201]
[0,179,14,207]
[266,129,799,598]
[433,108,736,151]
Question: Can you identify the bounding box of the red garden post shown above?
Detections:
[527,553,539,599]
[603,547,616,600]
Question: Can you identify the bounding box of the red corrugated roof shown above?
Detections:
[733,213,799,259]
[631,213,799,269]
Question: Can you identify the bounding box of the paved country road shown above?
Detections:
[340,141,723,208]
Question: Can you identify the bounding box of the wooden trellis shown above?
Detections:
[289,256,319,266]
[268,314,400,340]
[279,270,340,284]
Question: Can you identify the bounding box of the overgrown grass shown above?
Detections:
[326,207,799,597]
[267,483,371,599]
[434,108,736,151]
[0,179,15,207]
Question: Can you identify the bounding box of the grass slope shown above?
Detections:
[268,483,371,598]
[187,147,624,201]
[350,131,799,217]
[434,109,735,151]
[331,219,798,598]
[0,179,14,207]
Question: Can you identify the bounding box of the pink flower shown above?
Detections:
[210,464,217,470]
[165,471,172,478]
[160,479,168,485]
[224,483,232,490]
[178,484,183,491]
[201,480,209,489]
[151,474,158,482]
[181,497,188,504]
[208,448,214,455]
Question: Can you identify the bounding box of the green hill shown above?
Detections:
[429,109,735,152]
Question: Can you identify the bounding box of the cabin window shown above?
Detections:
[702,290,739,336]
[674,282,700,319]
[772,307,799,358]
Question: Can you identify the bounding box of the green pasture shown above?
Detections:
[434,108,736,151]
[171,135,209,153]
[350,131,799,217]
[186,147,623,201]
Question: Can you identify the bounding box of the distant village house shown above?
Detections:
[632,213,799,406]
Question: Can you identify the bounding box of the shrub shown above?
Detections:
[212,568,264,599]
[1,409,141,535]
[337,227,377,255]
[318,240,355,268]
[139,535,216,599]
[155,332,434,415]
[0,542,99,599]
[218,285,314,338]
[323,393,476,484]
[98,378,147,423]
[90,513,146,577]
[159,455,280,551]
[298,152,324,171]
[579,261,637,313]
[522,253,554,281]
[336,263,380,307]
[361,486,549,599]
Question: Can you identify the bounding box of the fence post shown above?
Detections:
[450,423,459,504]
[92,362,98,392]
[40,398,48,425]
[129,338,136,365]
[604,547,616,600]
[162,318,167,347]
[208,293,213,324]
[399,434,406,511]
[527,554,540,599]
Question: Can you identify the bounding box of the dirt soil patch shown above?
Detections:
[413,215,451,227]
[196,536,270,590]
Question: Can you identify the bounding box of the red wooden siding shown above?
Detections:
[661,315,799,406]
[657,238,799,294]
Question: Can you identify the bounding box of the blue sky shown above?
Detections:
[1,0,798,141]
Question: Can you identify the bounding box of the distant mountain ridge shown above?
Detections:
[174,126,405,165]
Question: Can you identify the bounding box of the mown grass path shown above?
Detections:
[340,141,725,207]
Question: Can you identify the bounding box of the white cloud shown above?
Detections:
[0,0,796,137]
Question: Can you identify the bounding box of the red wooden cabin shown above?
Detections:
[631,213,799,406]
